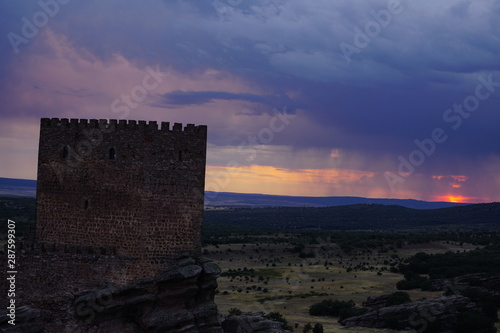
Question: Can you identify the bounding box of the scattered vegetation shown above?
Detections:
[257,292,330,304]
[221,267,281,279]
[204,203,500,234]
[264,312,294,331]
[309,299,368,321]
[302,322,313,333]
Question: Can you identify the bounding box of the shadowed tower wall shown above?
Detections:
[35,118,207,277]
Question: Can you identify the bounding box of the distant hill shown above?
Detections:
[0,178,472,209]
[204,203,500,231]
[0,177,36,197]
[205,191,469,209]
[0,195,498,234]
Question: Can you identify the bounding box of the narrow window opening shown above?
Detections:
[109,147,116,160]
[84,200,89,210]
[62,146,69,159]
[178,150,182,161]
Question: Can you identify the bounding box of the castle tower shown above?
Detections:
[35,118,207,276]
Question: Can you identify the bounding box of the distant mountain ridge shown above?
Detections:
[205,191,469,209]
[0,177,471,209]
[204,203,500,231]
[0,177,36,197]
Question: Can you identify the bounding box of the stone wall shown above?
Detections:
[35,118,207,279]
[1,241,141,314]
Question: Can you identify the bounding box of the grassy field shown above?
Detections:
[203,239,477,332]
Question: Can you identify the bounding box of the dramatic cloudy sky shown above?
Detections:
[1,0,500,203]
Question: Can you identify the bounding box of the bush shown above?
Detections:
[264,312,293,331]
[396,275,429,290]
[228,308,242,316]
[386,291,411,306]
[299,251,315,258]
[338,307,368,321]
[312,323,323,333]
[309,299,355,317]
[302,323,312,333]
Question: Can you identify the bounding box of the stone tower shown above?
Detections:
[35,118,207,278]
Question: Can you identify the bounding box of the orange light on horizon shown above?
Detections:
[435,195,469,203]
[447,196,463,203]
[205,164,376,197]
[205,164,490,203]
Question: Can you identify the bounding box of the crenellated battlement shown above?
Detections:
[36,116,207,282]
[40,118,207,134]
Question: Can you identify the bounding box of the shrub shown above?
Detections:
[228,308,242,316]
[338,307,368,321]
[396,275,428,290]
[386,291,411,306]
[309,299,355,317]
[264,312,293,331]
[312,323,323,333]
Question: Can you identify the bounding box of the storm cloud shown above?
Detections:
[1,0,499,202]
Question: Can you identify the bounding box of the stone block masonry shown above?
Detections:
[35,118,207,280]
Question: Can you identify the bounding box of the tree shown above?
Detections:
[302,322,313,333]
[386,291,411,306]
[309,299,355,316]
[312,323,324,333]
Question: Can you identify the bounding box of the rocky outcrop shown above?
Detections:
[222,312,292,333]
[341,295,479,332]
[426,273,500,296]
[0,306,43,333]
[0,256,224,333]
[363,294,390,309]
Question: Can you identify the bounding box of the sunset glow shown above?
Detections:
[205,164,377,197]
[446,196,465,203]
[434,195,480,204]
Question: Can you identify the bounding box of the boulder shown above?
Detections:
[363,294,389,309]
[222,312,292,333]
[341,295,479,332]
[0,306,43,333]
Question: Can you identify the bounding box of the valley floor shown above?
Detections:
[204,239,497,332]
